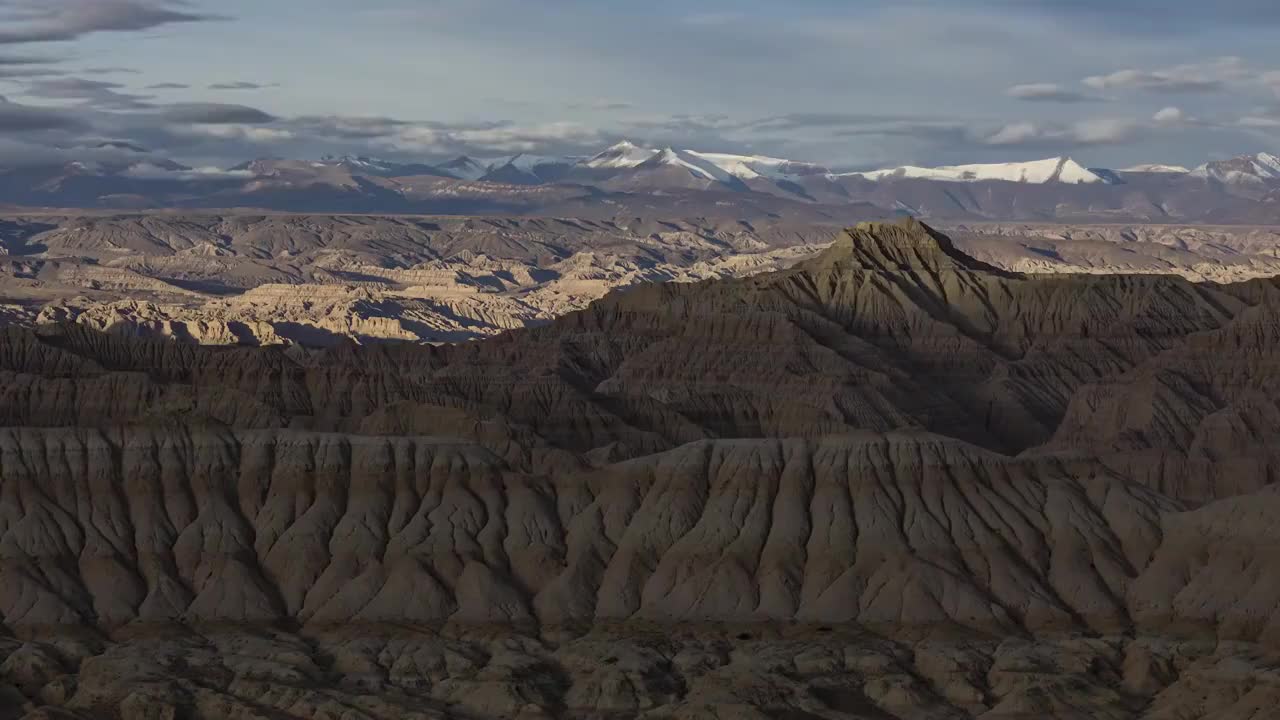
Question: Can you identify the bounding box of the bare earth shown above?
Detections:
[6,214,1280,349]
[0,217,1279,718]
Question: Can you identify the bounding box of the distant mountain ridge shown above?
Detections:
[4,141,1280,222]
[839,156,1108,184]
[1189,151,1280,184]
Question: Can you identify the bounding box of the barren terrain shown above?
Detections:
[6,214,1280,347]
[0,219,1278,718]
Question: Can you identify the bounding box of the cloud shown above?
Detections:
[121,163,253,180]
[1072,117,1142,144]
[984,122,1042,146]
[566,100,635,111]
[1082,57,1251,93]
[1006,83,1103,103]
[0,95,84,131]
[0,52,63,78]
[0,136,81,166]
[0,52,53,66]
[168,124,295,143]
[1264,71,1280,96]
[680,12,745,27]
[0,0,223,45]
[0,66,66,78]
[960,0,1280,32]
[748,112,928,132]
[1084,69,1220,93]
[145,82,189,90]
[1152,106,1186,126]
[1238,115,1280,129]
[288,115,409,139]
[830,122,974,149]
[0,134,171,168]
[161,103,277,124]
[983,117,1141,146]
[18,76,153,109]
[79,66,140,75]
[208,81,276,91]
[385,120,606,155]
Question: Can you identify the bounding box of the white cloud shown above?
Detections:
[1239,115,1280,128]
[983,117,1141,146]
[1083,57,1250,93]
[1006,83,1102,103]
[172,124,295,143]
[985,122,1043,145]
[1073,118,1140,143]
[122,163,254,180]
[1152,106,1186,125]
[384,120,605,154]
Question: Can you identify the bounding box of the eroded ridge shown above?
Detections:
[1,219,1279,718]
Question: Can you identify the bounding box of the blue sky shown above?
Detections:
[2,0,1280,169]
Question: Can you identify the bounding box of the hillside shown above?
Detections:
[1,219,1279,717]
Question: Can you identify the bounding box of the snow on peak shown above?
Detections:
[1055,158,1105,184]
[324,155,393,172]
[1190,152,1280,183]
[581,143,828,180]
[583,141,658,169]
[643,148,736,182]
[1255,152,1280,175]
[842,157,1109,184]
[684,151,830,180]
[1121,164,1190,174]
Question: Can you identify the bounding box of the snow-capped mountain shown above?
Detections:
[841,157,1111,185]
[1190,153,1280,184]
[475,153,578,184]
[580,141,829,181]
[582,141,658,169]
[685,152,830,180]
[425,142,1138,192]
[636,148,737,182]
[1121,164,1191,174]
[9,139,1280,223]
[324,155,397,174]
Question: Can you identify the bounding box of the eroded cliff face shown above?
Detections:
[2,218,1280,719]
[0,427,1176,634]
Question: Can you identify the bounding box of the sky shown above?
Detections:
[2,0,1280,171]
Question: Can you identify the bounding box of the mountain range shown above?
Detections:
[7,140,1280,222]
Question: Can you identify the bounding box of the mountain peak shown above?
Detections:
[811,217,1011,275]
[583,141,657,169]
[1190,152,1280,183]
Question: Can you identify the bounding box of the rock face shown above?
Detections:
[3,218,1280,718]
